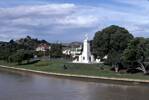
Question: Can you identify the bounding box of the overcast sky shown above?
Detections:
[0,0,149,42]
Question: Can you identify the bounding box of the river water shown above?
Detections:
[0,69,149,100]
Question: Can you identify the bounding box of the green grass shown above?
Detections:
[0,60,149,80]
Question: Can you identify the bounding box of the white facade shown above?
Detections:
[62,46,82,57]
[73,35,96,63]
[36,47,46,52]
[36,44,51,52]
[62,49,71,55]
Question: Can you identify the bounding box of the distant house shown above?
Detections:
[62,49,71,55]
[36,43,51,52]
[62,46,82,57]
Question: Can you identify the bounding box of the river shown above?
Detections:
[0,68,149,100]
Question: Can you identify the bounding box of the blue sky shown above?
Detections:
[0,0,149,42]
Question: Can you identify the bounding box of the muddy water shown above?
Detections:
[0,69,149,100]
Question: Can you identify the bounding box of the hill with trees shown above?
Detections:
[0,36,50,64]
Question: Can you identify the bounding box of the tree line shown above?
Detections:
[0,36,63,64]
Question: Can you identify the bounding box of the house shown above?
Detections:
[36,43,51,52]
[62,46,82,57]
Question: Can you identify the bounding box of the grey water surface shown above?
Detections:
[0,69,149,100]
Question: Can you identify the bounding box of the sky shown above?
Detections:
[0,0,149,42]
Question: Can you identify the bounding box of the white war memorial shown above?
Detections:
[73,34,103,64]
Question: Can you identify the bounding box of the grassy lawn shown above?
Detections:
[0,60,149,80]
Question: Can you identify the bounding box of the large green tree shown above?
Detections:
[123,37,149,74]
[93,25,133,65]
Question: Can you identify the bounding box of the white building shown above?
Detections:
[62,49,71,55]
[36,43,51,52]
[73,34,98,63]
[62,46,82,57]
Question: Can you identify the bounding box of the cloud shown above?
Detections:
[0,3,100,42]
[0,1,149,42]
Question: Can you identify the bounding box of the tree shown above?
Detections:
[8,49,33,64]
[16,36,50,50]
[0,41,29,61]
[9,39,15,44]
[50,43,63,58]
[93,25,133,66]
[122,37,148,74]
[9,50,24,64]
[0,36,50,61]
[23,50,34,63]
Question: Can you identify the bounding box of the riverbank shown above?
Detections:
[1,60,149,80]
[1,63,149,84]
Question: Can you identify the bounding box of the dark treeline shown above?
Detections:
[0,36,62,64]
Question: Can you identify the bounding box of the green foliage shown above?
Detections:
[16,36,50,50]
[123,37,149,64]
[0,36,50,61]
[93,25,133,64]
[0,41,28,60]
[50,43,63,58]
[8,49,33,64]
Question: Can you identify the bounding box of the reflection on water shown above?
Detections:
[0,69,149,100]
